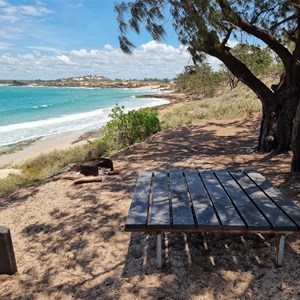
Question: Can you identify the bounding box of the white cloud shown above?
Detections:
[0,41,12,49]
[0,1,53,43]
[0,0,8,6]
[0,2,53,23]
[0,41,222,80]
[27,46,62,53]
[19,5,53,16]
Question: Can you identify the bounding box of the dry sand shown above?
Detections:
[0,116,300,299]
[0,129,90,168]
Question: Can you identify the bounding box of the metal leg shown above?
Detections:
[156,233,162,268]
[275,235,286,267]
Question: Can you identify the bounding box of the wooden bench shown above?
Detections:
[125,169,300,268]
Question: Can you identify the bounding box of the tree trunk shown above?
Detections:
[208,44,300,169]
[290,60,300,171]
[258,103,278,152]
[291,104,300,171]
[258,71,300,154]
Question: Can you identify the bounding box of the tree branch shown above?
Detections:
[270,14,297,30]
[209,46,275,107]
[216,0,292,68]
[221,27,233,47]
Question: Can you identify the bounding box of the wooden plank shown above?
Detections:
[149,170,171,229]
[230,171,297,231]
[184,169,220,229]
[245,170,300,229]
[125,170,153,230]
[199,170,246,230]
[214,170,270,230]
[169,169,195,229]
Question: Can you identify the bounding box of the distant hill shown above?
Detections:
[4,76,171,89]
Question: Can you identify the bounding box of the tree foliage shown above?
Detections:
[175,64,224,96]
[222,43,274,89]
[115,0,300,171]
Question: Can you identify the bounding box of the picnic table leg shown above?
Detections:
[156,233,162,268]
[275,234,286,267]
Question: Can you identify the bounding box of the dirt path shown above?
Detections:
[0,117,299,300]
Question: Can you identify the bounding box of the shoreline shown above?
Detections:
[0,129,91,167]
[0,92,182,168]
[0,84,180,168]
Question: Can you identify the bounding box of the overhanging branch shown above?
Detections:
[216,0,292,68]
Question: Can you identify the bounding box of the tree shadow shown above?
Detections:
[122,231,300,299]
[1,119,300,299]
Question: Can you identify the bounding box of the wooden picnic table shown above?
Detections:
[125,169,300,268]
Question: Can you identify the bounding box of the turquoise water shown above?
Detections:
[0,86,168,149]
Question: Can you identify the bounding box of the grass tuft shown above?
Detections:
[0,141,107,195]
[161,85,261,129]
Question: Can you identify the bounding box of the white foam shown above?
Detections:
[0,97,169,148]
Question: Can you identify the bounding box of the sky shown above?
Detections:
[0,0,213,80]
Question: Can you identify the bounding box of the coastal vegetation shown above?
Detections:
[101,105,161,151]
[0,78,262,196]
[0,142,107,195]
[1,76,171,89]
[175,64,224,98]
[115,0,300,171]
[0,105,161,195]
[161,83,261,129]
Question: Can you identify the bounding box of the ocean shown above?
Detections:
[0,86,169,149]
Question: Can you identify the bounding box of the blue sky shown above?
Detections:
[0,0,202,80]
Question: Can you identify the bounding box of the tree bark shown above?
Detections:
[209,46,281,152]
[291,104,300,171]
[258,103,278,152]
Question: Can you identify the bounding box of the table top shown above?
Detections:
[125,169,300,233]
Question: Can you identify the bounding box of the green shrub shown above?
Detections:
[101,105,161,150]
[175,64,225,97]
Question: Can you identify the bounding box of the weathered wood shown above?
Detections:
[200,170,246,230]
[275,235,286,267]
[0,226,17,275]
[245,170,300,228]
[231,170,297,231]
[156,233,162,268]
[214,170,270,230]
[184,169,220,229]
[149,170,170,229]
[80,158,114,176]
[125,169,300,269]
[53,174,84,181]
[73,176,102,184]
[125,170,153,230]
[80,160,99,176]
[169,170,195,229]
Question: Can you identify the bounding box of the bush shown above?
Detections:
[101,105,161,150]
[175,64,225,97]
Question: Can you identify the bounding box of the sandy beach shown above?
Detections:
[0,115,300,299]
[0,129,92,167]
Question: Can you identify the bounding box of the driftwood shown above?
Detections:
[103,170,120,175]
[53,174,83,181]
[73,176,102,185]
